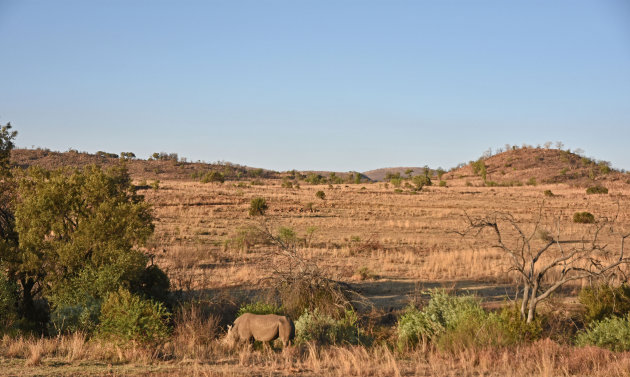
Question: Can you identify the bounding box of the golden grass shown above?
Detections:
[4,334,630,376]
[141,180,630,309]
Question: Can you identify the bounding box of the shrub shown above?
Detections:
[397,290,485,348]
[50,298,101,335]
[492,304,542,345]
[201,171,225,183]
[249,197,268,216]
[389,178,402,188]
[576,314,630,351]
[98,289,170,344]
[315,191,325,200]
[237,301,283,317]
[356,266,375,281]
[0,272,18,334]
[543,189,554,197]
[137,265,170,303]
[579,284,630,323]
[295,309,367,345]
[586,185,608,195]
[412,175,431,190]
[526,177,537,186]
[397,291,540,351]
[573,212,595,224]
[223,225,268,252]
[439,180,447,187]
[151,179,160,190]
[305,173,324,185]
[277,274,350,320]
[281,177,293,188]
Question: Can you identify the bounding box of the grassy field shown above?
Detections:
[6,148,630,376]
[144,178,630,304]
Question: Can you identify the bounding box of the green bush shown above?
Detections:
[305,173,324,185]
[526,177,537,186]
[397,290,485,348]
[223,225,268,252]
[586,185,608,195]
[50,298,101,335]
[249,197,268,216]
[412,175,432,190]
[439,180,447,187]
[201,171,225,183]
[281,177,293,188]
[237,301,283,317]
[471,159,487,181]
[579,284,630,323]
[389,178,402,188]
[98,288,171,344]
[315,191,325,200]
[397,291,541,351]
[543,189,554,197]
[295,309,367,345]
[573,211,595,224]
[576,314,630,351]
[492,304,542,345]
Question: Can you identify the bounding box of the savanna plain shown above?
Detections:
[3,146,630,376]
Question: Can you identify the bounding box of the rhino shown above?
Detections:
[225,313,295,349]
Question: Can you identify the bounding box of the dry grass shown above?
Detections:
[5,151,630,375]
[5,335,630,376]
[142,179,630,311]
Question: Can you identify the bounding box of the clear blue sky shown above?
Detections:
[1,0,629,172]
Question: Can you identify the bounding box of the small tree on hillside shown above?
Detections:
[0,123,17,175]
[458,206,630,323]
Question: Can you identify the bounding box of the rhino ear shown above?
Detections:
[227,325,232,331]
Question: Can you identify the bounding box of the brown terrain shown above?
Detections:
[5,146,630,376]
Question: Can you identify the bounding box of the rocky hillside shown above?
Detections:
[10,148,278,181]
[444,147,627,187]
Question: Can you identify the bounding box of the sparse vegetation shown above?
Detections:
[586,185,609,195]
[249,197,268,216]
[4,129,630,375]
[315,190,326,200]
[573,211,595,224]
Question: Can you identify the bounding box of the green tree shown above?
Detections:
[5,163,160,327]
[0,123,17,175]
[412,175,431,190]
[436,168,446,181]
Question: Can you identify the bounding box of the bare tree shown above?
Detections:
[458,206,630,323]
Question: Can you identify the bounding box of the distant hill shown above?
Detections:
[444,147,627,186]
[10,148,278,181]
[11,147,628,187]
[362,167,431,182]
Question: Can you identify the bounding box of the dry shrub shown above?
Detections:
[60,332,87,362]
[2,335,27,358]
[252,221,361,319]
[170,302,221,360]
[25,338,45,366]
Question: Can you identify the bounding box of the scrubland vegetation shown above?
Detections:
[3,125,630,376]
